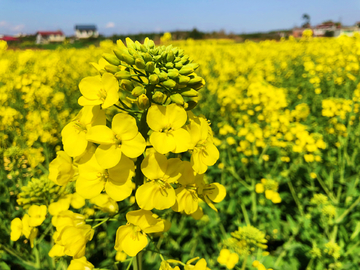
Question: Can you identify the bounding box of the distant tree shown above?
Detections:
[302,13,310,27]
[324,30,334,37]
[188,28,204,40]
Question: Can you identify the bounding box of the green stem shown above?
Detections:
[316,174,336,204]
[251,179,257,222]
[288,181,304,216]
[33,241,41,269]
[335,195,360,223]
[227,167,252,190]
[241,204,251,226]
[2,245,36,268]
[126,257,134,270]
[133,252,142,270]
[37,223,53,244]
[240,253,248,270]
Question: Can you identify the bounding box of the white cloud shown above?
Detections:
[0,21,8,27]
[0,21,25,34]
[105,22,115,28]
[12,24,25,31]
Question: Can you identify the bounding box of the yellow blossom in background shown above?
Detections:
[217,249,239,269]
[185,257,211,270]
[67,257,94,270]
[10,218,23,241]
[28,205,47,227]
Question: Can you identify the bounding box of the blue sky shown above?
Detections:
[0,0,359,36]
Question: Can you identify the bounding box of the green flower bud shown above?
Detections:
[174,57,181,62]
[162,79,176,88]
[113,47,127,61]
[167,51,175,62]
[158,72,168,81]
[132,40,140,50]
[139,43,148,53]
[135,58,146,69]
[180,55,190,64]
[187,76,203,85]
[145,62,155,73]
[136,94,150,110]
[115,70,131,80]
[153,55,162,62]
[179,67,194,75]
[120,79,134,91]
[170,93,184,105]
[187,63,200,70]
[178,75,191,84]
[168,69,179,79]
[165,62,174,69]
[104,65,120,74]
[131,86,145,97]
[180,89,198,97]
[125,37,136,50]
[103,53,121,66]
[121,53,135,65]
[175,62,183,69]
[152,91,166,103]
[191,78,205,90]
[144,38,155,48]
[149,74,159,85]
[142,53,152,62]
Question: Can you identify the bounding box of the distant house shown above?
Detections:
[292,27,307,38]
[334,26,360,37]
[313,22,341,37]
[36,31,65,44]
[75,25,99,39]
[0,35,19,41]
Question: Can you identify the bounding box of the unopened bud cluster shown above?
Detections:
[102,37,205,110]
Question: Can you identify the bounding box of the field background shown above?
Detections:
[1,35,360,270]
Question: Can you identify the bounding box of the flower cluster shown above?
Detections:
[9,37,224,269]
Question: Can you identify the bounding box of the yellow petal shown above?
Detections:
[150,131,175,154]
[200,143,219,166]
[141,152,167,180]
[78,96,102,107]
[108,155,135,183]
[255,183,265,193]
[105,179,133,201]
[172,128,191,153]
[136,182,158,210]
[146,104,167,131]
[166,103,187,129]
[102,73,119,109]
[79,75,102,100]
[10,218,23,241]
[122,133,146,158]
[86,125,115,144]
[111,113,138,140]
[191,150,208,174]
[122,230,148,257]
[62,123,88,157]
[206,183,226,203]
[76,177,104,199]
[95,144,122,169]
